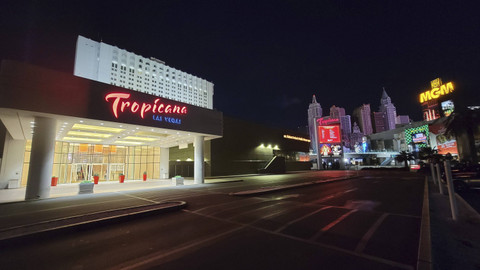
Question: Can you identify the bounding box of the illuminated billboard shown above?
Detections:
[319,144,342,157]
[420,78,456,121]
[441,100,455,117]
[318,125,341,144]
[429,120,458,155]
[405,125,429,148]
[419,80,454,103]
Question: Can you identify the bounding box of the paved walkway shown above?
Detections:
[428,178,480,270]
[0,177,242,204]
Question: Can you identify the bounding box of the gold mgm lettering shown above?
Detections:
[419,82,454,103]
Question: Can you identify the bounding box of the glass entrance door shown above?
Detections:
[109,164,125,182]
[71,163,110,182]
[71,163,88,182]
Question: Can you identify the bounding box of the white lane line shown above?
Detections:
[116,192,160,204]
[192,197,266,214]
[310,188,358,204]
[185,209,413,270]
[227,201,290,220]
[310,209,358,241]
[274,206,333,233]
[249,203,301,225]
[116,226,243,270]
[202,198,271,216]
[354,213,389,253]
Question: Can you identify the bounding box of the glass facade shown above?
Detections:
[21,141,162,185]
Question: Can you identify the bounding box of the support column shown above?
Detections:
[25,117,57,200]
[194,136,204,184]
[160,147,169,179]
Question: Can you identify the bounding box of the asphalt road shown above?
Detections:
[0,170,424,270]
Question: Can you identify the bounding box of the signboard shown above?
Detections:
[0,61,223,136]
[405,125,429,148]
[420,78,455,121]
[441,100,455,117]
[429,120,458,155]
[318,125,341,144]
[319,144,342,157]
[419,80,454,103]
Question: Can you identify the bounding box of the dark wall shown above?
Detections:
[210,116,310,176]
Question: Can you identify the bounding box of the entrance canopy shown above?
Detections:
[0,60,223,146]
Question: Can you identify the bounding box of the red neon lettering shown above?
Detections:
[105,93,130,118]
[153,99,160,113]
[158,104,164,113]
[131,102,140,113]
[121,101,130,112]
[104,92,188,119]
[140,103,152,119]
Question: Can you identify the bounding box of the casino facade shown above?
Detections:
[0,60,222,200]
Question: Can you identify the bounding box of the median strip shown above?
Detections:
[0,201,187,241]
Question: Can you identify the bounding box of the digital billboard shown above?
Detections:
[405,125,429,148]
[441,100,455,117]
[318,125,341,144]
[319,144,342,157]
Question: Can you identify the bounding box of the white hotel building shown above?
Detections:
[74,35,214,109]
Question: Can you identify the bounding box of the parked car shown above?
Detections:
[442,163,480,191]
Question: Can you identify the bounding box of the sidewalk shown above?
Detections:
[428,179,480,270]
[0,177,245,204]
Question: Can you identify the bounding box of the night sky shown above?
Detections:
[1,0,479,130]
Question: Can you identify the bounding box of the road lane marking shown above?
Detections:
[191,197,266,214]
[116,192,160,204]
[197,198,269,216]
[274,206,333,233]
[115,225,243,270]
[310,188,358,204]
[249,204,303,225]
[183,206,413,270]
[310,209,358,241]
[226,201,291,220]
[354,213,389,253]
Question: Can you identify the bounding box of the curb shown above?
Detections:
[205,180,244,184]
[0,201,187,243]
[417,176,432,270]
[229,176,359,196]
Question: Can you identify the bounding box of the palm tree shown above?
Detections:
[445,106,480,164]
[418,147,436,162]
[418,147,444,163]
[395,151,415,169]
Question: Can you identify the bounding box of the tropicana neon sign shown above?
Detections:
[105,93,188,119]
[419,82,454,103]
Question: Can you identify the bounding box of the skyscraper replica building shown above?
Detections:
[308,95,322,152]
[330,105,352,147]
[74,35,214,109]
[378,88,397,131]
[352,104,373,135]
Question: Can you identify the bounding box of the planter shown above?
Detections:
[93,175,99,184]
[143,174,147,181]
[119,175,125,183]
[51,177,58,187]
[79,182,94,194]
[172,176,184,186]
